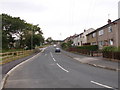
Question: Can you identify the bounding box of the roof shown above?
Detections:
[86,30,97,36]
[96,18,120,30]
[86,18,120,36]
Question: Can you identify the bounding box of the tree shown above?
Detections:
[46,37,53,44]
[1,13,44,50]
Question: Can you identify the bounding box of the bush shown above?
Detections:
[102,46,118,52]
[61,43,68,49]
[118,46,120,52]
[77,45,98,51]
[61,40,73,49]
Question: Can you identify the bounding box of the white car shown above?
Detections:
[53,44,57,47]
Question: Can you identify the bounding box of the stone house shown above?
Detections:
[86,18,120,49]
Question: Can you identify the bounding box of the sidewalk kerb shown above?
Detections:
[62,51,118,71]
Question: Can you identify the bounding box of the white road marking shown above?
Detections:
[50,52,56,61]
[56,63,69,72]
[50,52,53,58]
[50,52,69,72]
[53,58,56,61]
[91,81,113,89]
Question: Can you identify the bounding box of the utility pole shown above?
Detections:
[31,27,33,50]
[118,1,120,18]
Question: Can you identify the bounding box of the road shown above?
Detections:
[4,46,118,89]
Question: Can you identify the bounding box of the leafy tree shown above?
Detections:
[46,37,53,44]
[1,13,44,50]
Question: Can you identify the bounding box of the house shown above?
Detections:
[72,34,80,46]
[86,30,98,45]
[97,19,120,49]
[79,28,95,46]
[64,34,78,44]
[71,28,95,46]
[64,37,69,43]
[86,18,120,49]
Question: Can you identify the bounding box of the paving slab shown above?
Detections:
[61,49,119,71]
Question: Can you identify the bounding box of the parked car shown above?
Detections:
[55,48,61,53]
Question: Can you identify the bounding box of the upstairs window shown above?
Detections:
[92,33,96,38]
[98,30,104,36]
[108,26,112,32]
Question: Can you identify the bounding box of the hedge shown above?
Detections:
[77,45,98,51]
[102,46,120,52]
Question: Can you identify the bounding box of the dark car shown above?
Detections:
[55,48,61,52]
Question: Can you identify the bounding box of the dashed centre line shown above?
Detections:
[53,58,56,61]
[50,52,69,72]
[50,52,53,58]
[56,63,69,72]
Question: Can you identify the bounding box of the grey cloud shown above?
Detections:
[1,2,47,13]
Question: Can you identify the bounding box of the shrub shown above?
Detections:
[77,45,98,51]
[118,46,120,52]
[102,46,118,52]
[61,43,68,49]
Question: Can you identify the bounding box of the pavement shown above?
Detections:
[2,46,118,89]
[61,49,120,71]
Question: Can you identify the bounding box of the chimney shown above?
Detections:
[108,19,111,24]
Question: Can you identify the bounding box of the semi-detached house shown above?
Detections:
[86,19,120,49]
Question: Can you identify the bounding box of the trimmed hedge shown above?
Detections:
[102,46,119,52]
[102,46,120,60]
[77,45,98,51]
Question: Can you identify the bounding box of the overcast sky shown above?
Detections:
[0,0,119,40]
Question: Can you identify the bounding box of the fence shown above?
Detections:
[67,47,102,57]
[103,51,120,60]
[0,50,34,64]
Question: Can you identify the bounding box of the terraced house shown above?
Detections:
[72,28,95,46]
[86,18,120,49]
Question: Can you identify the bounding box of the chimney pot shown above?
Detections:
[108,19,111,24]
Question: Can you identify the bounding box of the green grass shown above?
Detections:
[2,49,24,53]
[0,50,33,65]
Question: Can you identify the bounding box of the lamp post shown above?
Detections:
[31,27,33,50]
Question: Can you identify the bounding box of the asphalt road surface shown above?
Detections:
[4,46,118,89]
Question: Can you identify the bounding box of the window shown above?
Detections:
[109,39,114,45]
[92,33,96,38]
[98,30,104,36]
[104,40,108,46]
[99,41,104,46]
[108,26,112,32]
[92,42,97,45]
